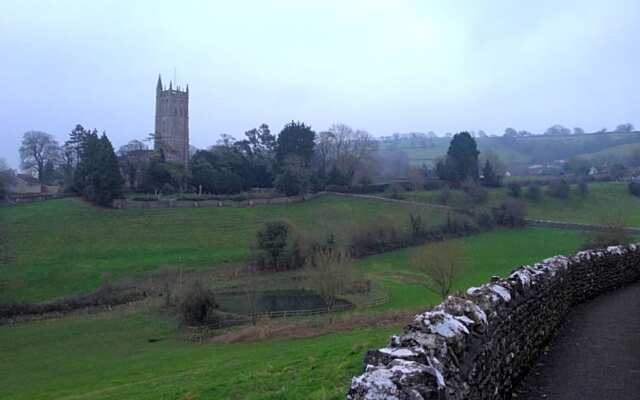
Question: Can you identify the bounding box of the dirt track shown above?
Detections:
[514,281,640,400]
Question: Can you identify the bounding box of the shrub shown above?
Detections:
[303,248,366,308]
[582,216,632,250]
[577,179,589,197]
[525,184,542,202]
[438,186,452,205]
[424,180,444,191]
[629,181,640,197]
[349,220,406,257]
[0,284,145,319]
[462,181,488,205]
[493,199,527,227]
[442,214,480,236]
[410,241,467,299]
[254,221,293,271]
[177,281,219,326]
[388,183,406,200]
[547,179,570,198]
[253,220,309,271]
[409,213,427,240]
[161,183,176,195]
[475,211,496,230]
[274,156,311,196]
[507,182,522,198]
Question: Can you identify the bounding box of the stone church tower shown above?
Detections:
[154,75,189,165]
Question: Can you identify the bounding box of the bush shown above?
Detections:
[507,182,522,198]
[409,213,427,240]
[177,281,219,326]
[462,181,488,205]
[547,179,570,198]
[577,180,589,196]
[274,156,311,196]
[493,199,527,227]
[0,284,145,319]
[442,214,480,236]
[438,186,452,205]
[161,183,176,195]
[582,217,632,250]
[255,221,292,271]
[475,211,496,230]
[349,221,406,257]
[387,183,406,200]
[525,184,542,202]
[423,180,444,191]
[629,181,640,197]
[253,221,306,271]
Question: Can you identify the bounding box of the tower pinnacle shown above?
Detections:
[156,74,163,92]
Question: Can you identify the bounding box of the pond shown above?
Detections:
[215,289,352,315]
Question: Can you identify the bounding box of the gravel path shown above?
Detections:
[514,281,640,400]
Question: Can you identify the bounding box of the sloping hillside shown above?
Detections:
[382,132,640,168]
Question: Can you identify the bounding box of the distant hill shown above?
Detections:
[380,131,640,169]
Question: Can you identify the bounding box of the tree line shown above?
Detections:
[120,121,379,198]
[8,121,381,205]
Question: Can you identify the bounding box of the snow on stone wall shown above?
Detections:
[347,244,640,400]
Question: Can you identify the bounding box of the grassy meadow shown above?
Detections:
[0,226,584,400]
[402,182,640,226]
[0,195,446,302]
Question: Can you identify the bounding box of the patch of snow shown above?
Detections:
[466,286,481,295]
[351,367,399,400]
[455,315,474,325]
[607,246,624,255]
[422,311,470,338]
[489,284,511,302]
[379,347,417,358]
[510,268,534,286]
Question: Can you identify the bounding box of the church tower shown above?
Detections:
[154,74,189,165]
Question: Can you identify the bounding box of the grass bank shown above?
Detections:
[402,182,640,226]
[0,227,584,400]
[0,195,445,302]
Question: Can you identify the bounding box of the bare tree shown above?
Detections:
[118,140,150,190]
[407,167,426,191]
[241,263,262,325]
[315,131,334,178]
[326,123,378,184]
[410,242,467,299]
[19,131,61,181]
[0,159,16,196]
[303,248,364,309]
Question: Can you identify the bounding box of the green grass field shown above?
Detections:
[402,182,640,226]
[385,137,532,166]
[0,195,447,302]
[384,132,640,167]
[0,227,584,400]
[577,142,640,163]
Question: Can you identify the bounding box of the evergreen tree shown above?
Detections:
[73,132,123,206]
[275,121,316,170]
[481,160,501,187]
[94,134,124,206]
[441,132,479,184]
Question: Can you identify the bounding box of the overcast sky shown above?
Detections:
[1,0,639,167]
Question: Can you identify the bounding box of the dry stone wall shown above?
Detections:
[347,244,640,400]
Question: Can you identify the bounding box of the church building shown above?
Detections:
[154,75,189,165]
